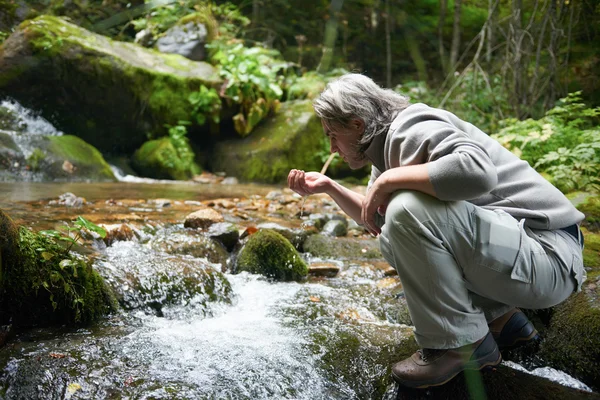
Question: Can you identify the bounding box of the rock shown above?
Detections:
[134,28,153,47]
[221,177,239,185]
[236,229,308,281]
[303,234,382,259]
[207,222,240,252]
[48,192,86,207]
[577,195,600,232]
[308,262,340,277]
[184,208,224,229]
[0,16,221,155]
[148,198,172,208]
[152,234,229,269]
[256,222,313,251]
[103,224,137,246]
[212,100,325,183]
[0,131,116,181]
[156,21,209,61]
[321,219,348,237]
[132,137,201,180]
[535,228,600,390]
[95,246,232,315]
[0,209,116,326]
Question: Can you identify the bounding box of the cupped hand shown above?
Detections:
[287,169,331,196]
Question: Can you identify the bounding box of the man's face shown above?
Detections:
[322,119,368,170]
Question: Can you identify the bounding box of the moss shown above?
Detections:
[582,229,600,278]
[577,195,600,232]
[132,137,201,180]
[26,148,45,171]
[0,209,19,291]
[178,11,218,42]
[212,100,324,183]
[236,229,308,281]
[539,292,600,390]
[47,135,115,180]
[0,217,116,327]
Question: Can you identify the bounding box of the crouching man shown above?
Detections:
[287,73,585,389]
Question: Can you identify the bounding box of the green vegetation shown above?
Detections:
[236,229,308,281]
[208,38,291,135]
[492,92,600,193]
[132,135,201,180]
[0,211,115,326]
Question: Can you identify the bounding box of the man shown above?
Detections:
[287,73,585,389]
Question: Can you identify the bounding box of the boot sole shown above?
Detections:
[392,351,502,389]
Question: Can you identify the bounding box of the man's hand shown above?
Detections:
[287,169,331,196]
[361,174,392,236]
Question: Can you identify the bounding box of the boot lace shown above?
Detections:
[418,348,444,363]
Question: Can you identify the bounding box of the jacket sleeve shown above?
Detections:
[389,119,498,200]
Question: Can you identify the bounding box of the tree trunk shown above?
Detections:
[438,0,448,74]
[449,0,462,71]
[486,0,495,63]
[385,0,392,87]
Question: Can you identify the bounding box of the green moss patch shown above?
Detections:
[132,137,201,180]
[236,229,308,281]
[539,292,600,390]
[578,195,600,232]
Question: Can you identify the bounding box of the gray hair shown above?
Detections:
[313,73,411,149]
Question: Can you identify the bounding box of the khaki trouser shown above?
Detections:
[379,191,585,349]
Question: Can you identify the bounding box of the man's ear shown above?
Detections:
[352,118,365,133]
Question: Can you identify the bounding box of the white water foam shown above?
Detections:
[0,98,63,136]
[503,360,592,392]
[116,273,335,399]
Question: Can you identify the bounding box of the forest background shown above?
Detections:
[0,0,599,194]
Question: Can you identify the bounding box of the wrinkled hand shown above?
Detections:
[287,169,330,196]
[361,180,391,236]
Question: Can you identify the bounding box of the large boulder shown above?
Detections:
[0,131,116,181]
[0,16,221,155]
[211,100,325,183]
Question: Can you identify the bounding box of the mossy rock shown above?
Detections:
[538,290,600,391]
[0,16,221,155]
[211,100,324,183]
[132,137,201,180]
[577,195,600,232]
[0,131,116,181]
[152,234,229,269]
[95,246,232,315]
[236,229,308,281]
[0,210,116,326]
[303,234,381,259]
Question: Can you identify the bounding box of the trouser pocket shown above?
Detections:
[473,208,530,283]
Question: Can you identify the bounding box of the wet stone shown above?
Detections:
[322,219,348,237]
[183,208,224,229]
[207,222,240,252]
[103,224,138,246]
[308,262,340,277]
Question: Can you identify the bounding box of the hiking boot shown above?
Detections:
[488,308,539,350]
[391,332,501,389]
